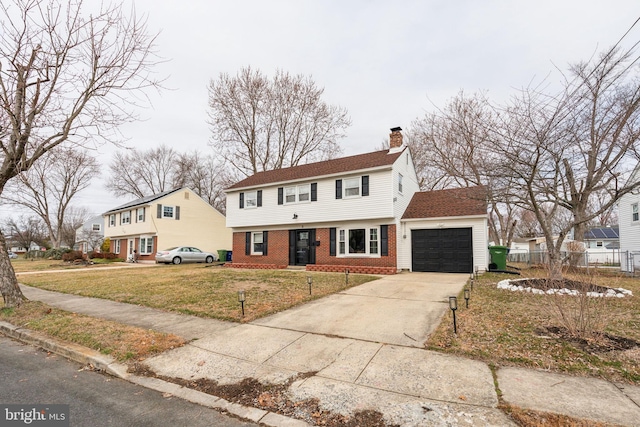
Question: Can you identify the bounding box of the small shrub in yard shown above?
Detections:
[61,250,85,262]
[88,251,118,260]
[43,248,71,260]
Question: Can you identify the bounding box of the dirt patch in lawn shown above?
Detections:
[536,325,640,354]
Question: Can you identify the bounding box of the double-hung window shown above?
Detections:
[285,184,311,204]
[163,205,174,218]
[114,239,121,254]
[398,173,403,194]
[252,232,264,254]
[109,214,115,227]
[633,203,639,222]
[121,211,131,224]
[137,208,145,222]
[92,223,101,232]
[139,237,153,254]
[344,178,360,197]
[245,191,258,208]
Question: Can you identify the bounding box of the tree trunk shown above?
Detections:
[0,229,26,308]
[547,249,564,280]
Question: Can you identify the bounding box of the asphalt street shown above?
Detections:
[0,336,257,427]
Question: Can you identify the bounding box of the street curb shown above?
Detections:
[0,321,310,427]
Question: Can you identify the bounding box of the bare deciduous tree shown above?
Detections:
[4,148,99,248]
[208,67,351,177]
[0,0,161,307]
[1,215,47,252]
[107,145,181,199]
[494,47,640,278]
[107,146,230,213]
[59,206,92,249]
[408,92,520,247]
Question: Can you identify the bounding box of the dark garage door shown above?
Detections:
[412,228,473,273]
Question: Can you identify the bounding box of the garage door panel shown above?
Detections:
[411,228,473,273]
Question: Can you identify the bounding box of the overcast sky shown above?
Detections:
[5,0,640,219]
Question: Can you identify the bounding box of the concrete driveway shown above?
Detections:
[252,272,468,347]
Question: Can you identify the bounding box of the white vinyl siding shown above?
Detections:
[226,169,397,228]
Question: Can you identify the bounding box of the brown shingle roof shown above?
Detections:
[226,148,406,190]
[402,186,488,219]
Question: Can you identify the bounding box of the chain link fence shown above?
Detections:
[507,249,621,269]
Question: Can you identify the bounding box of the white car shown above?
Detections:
[8,251,18,259]
[155,246,217,265]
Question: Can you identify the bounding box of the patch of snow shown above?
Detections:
[496,279,633,297]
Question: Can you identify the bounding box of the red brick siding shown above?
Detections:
[231,230,290,266]
[229,225,397,274]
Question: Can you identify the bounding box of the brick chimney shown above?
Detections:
[389,127,403,149]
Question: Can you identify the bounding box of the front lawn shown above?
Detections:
[16,266,377,322]
[426,267,640,385]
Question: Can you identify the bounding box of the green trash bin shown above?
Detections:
[217,250,227,263]
[488,246,508,270]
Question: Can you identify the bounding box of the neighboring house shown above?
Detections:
[74,215,105,254]
[584,226,619,249]
[103,187,232,262]
[619,165,640,271]
[9,241,42,254]
[224,127,489,274]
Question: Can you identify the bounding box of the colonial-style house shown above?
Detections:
[224,128,489,274]
[74,215,105,254]
[103,187,232,262]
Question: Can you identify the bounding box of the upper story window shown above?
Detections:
[398,173,403,194]
[163,205,174,218]
[285,184,310,204]
[121,211,131,224]
[278,184,316,205]
[344,178,360,197]
[596,241,603,247]
[633,203,639,222]
[92,223,101,232]
[335,176,369,199]
[109,214,115,227]
[137,207,145,222]
[239,190,262,209]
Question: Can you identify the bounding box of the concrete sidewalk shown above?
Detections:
[12,273,640,426]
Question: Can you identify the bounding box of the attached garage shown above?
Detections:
[399,187,489,273]
[411,228,473,273]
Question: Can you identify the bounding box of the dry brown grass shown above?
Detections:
[426,267,640,384]
[16,265,377,322]
[0,301,185,362]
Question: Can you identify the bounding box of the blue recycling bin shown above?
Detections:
[226,250,232,262]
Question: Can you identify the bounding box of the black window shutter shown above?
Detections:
[119,213,122,225]
[262,231,268,256]
[362,176,369,196]
[289,231,296,264]
[245,232,251,255]
[329,228,336,256]
[335,180,342,199]
[175,206,180,220]
[278,188,283,205]
[157,204,162,218]
[381,225,389,256]
[257,190,262,207]
[311,183,317,201]
[239,193,244,209]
